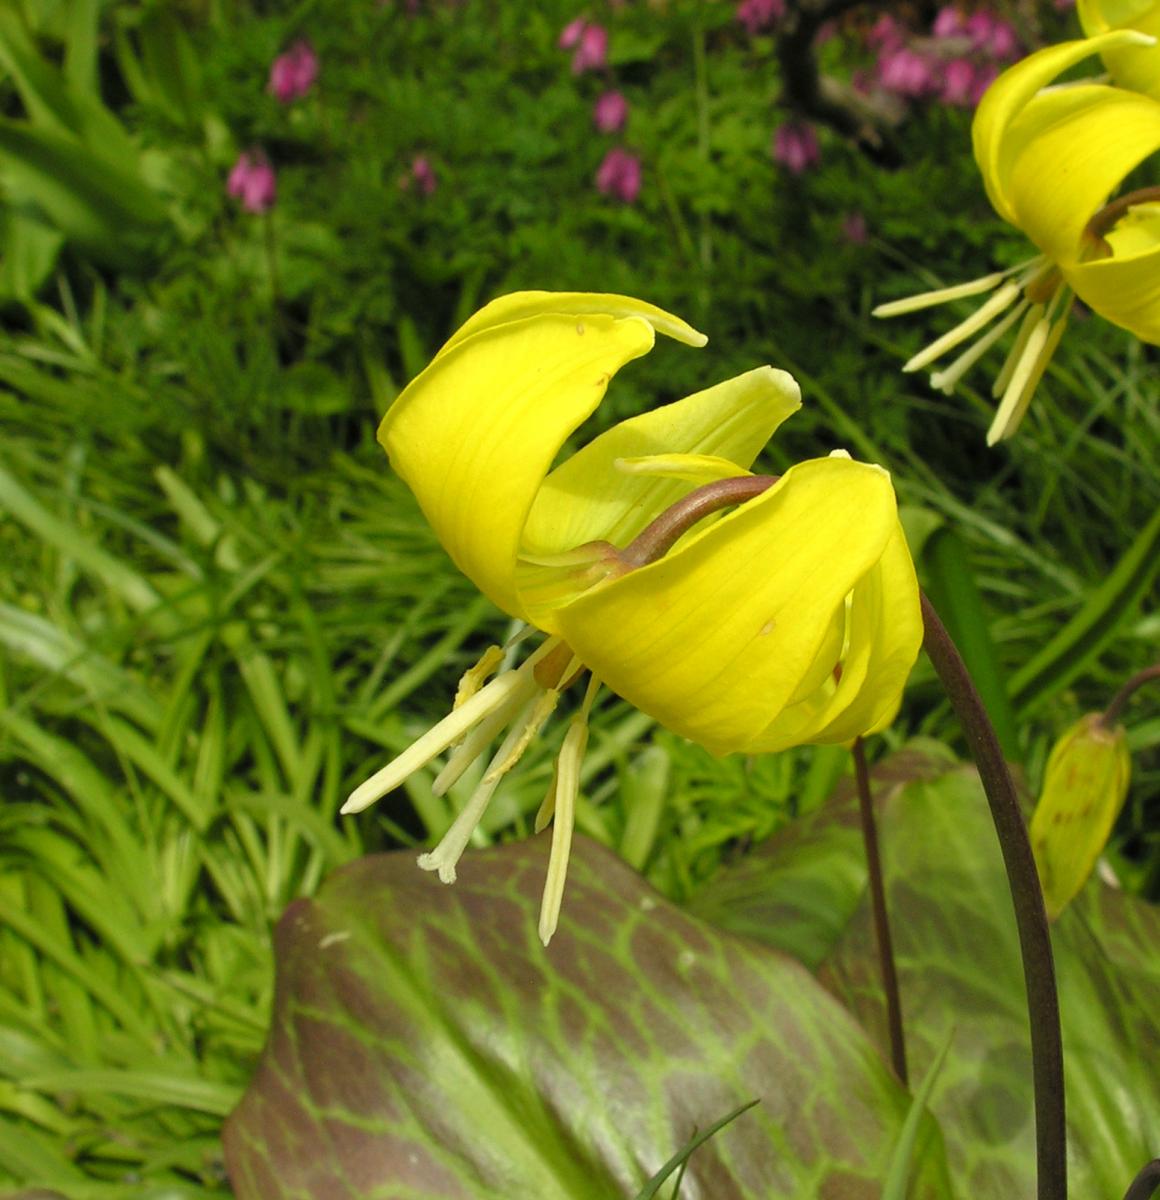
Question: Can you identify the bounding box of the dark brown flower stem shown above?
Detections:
[1123,1160,1160,1200]
[1099,662,1160,729]
[852,736,908,1085]
[921,592,1066,1200]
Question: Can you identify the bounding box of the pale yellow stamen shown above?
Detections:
[341,669,529,815]
[343,636,562,815]
[482,683,565,784]
[536,676,601,947]
[871,270,1012,316]
[433,674,538,796]
[991,304,1044,399]
[988,311,1051,445]
[902,281,1023,373]
[417,699,543,884]
[930,302,1027,393]
[453,644,505,709]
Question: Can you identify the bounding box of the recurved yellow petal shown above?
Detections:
[1078,0,1160,97]
[1030,714,1131,920]
[379,311,655,619]
[997,83,1160,261]
[755,524,922,748]
[1066,232,1160,344]
[972,32,1156,225]
[553,457,900,756]
[518,365,801,562]
[436,290,707,358]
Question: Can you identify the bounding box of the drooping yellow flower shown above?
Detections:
[1078,0,1160,98]
[874,32,1160,444]
[343,292,922,943]
[1030,713,1131,920]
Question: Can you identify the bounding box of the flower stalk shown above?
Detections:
[1099,661,1160,728]
[921,592,1066,1200]
[853,737,908,1085]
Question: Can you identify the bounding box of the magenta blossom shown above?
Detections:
[572,22,608,73]
[558,17,587,49]
[227,151,276,213]
[867,13,905,52]
[267,39,318,103]
[595,146,641,203]
[931,6,967,37]
[940,56,976,105]
[771,120,820,174]
[400,154,437,196]
[841,211,868,244]
[736,0,785,35]
[967,60,999,105]
[877,45,936,97]
[593,90,629,133]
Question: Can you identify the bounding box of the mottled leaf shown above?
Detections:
[225,837,953,1200]
[694,750,1160,1198]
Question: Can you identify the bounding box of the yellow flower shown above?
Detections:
[1078,0,1160,98]
[874,32,1160,445]
[343,292,922,943]
[1030,713,1131,920]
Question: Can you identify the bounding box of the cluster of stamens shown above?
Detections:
[342,472,777,945]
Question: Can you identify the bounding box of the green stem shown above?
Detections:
[852,737,908,1084]
[921,593,1066,1200]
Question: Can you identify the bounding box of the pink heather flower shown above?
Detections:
[399,154,437,196]
[877,45,936,98]
[986,18,1021,61]
[968,60,999,105]
[593,90,629,133]
[268,39,318,103]
[931,6,967,37]
[964,10,996,48]
[841,211,868,244]
[558,17,587,49]
[736,0,785,35]
[941,56,977,105]
[412,155,437,195]
[867,14,905,52]
[771,120,819,174]
[572,22,608,73]
[227,152,276,213]
[595,146,641,203]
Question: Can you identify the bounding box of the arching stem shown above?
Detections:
[922,592,1066,1200]
[853,736,908,1084]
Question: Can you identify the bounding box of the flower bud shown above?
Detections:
[1030,713,1131,920]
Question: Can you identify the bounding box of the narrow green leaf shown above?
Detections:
[1010,505,1160,713]
[923,527,1019,758]
[632,1099,760,1200]
[881,1030,954,1200]
[0,462,159,613]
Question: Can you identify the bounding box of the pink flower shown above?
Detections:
[268,39,318,104]
[558,17,587,49]
[841,211,868,244]
[867,14,905,53]
[877,45,936,97]
[227,151,277,213]
[964,11,996,48]
[572,22,608,73]
[931,6,964,37]
[940,56,976,105]
[736,0,785,35]
[595,147,641,203]
[593,90,629,133]
[985,18,1021,61]
[771,120,819,174]
[400,154,437,196]
[968,60,999,105]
